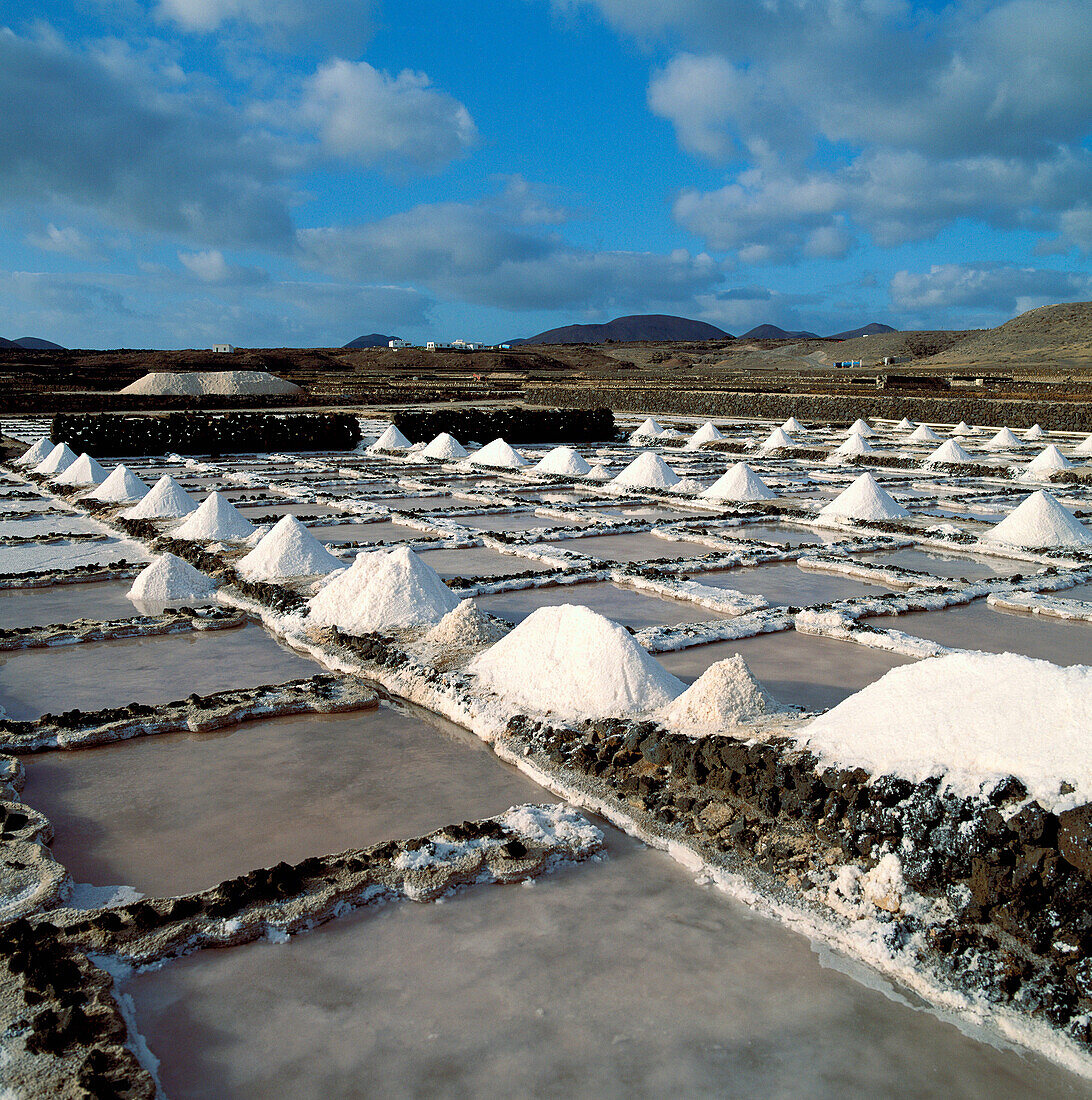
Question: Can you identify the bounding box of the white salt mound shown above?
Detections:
[368,424,412,452]
[660,655,783,734]
[981,490,1092,549]
[34,442,78,476]
[827,434,876,462]
[847,418,874,438]
[1074,434,1092,457]
[612,451,681,489]
[469,437,528,469]
[586,463,611,481]
[894,418,915,431]
[1024,423,1045,441]
[16,438,53,467]
[818,472,910,522]
[907,424,941,443]
[985,427,1022,451]
[123,475,198,520]
[421,432,468,460]
[119,370,299,396]
[1024,444,1073,477]
[671,477,704,495]
[533,446,592,477]
[781,417,807,434]
[951,420,974,436]
[800,652,1092,813]
[308,546,460,633]
[173,491,256,542]
[88,465,149,504]
[469,604,684,721]
[658,427,686,440]
[684,421,724,450]
[127,553,218,605]
[55,453,108,487]
[421,598,509,652]
[631,418,665,437]
[237,514,342,579]
[924,439,974,465]
[759,427,795,452]
[701,462,775,501]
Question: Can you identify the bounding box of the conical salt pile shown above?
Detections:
[532,446,592,477]
[34,442,77,476]
[368,424,412,451]
[981,491,1092,549]
[781,417,807,434]
[894,418,915,431]
[468,437,529,469]
[421,432,468,460]
[818,472,910,522]
[684,422,724,450]
[758,427,795,452]
[237,514,342,580]
[586,463,611,481]
[88,465,150,504]
[127,553,218,605]
[908,424,941,443]
[631,418,665,438]
[984,427,1022,451]
[671,477,704,495]
[1023,424,1046,441]
[123,475,198,520]
[173,491,257,541]
[611,451,681,489]
[15,438,52,467]
[55,452,108,487]
[308,545,460,633]
[847,418,874,438]
[924,439,974,465]
[701,462,775,501]
[1025,444,1074,478]
[827,434,876,463]
[469,604,685,721]
[951,421,974,437]
[659,655,782,734]
[1073,434,1092,457]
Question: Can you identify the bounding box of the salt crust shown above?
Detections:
[172,491,256,541]
[237,514,341,579]
[307,545,460,632]
[33,442,77,476]
[469,603,685,721]
[532,446,592,476]
[701,462,775,501]
[468,437,528,469]
[15,438,52,467]
[368,424,412,451]
[127,553,218,604]
[818,472,910,522]
[800,652,1092,813]
[612,451,681,489]
[684,421,724,449]
[119,370,299,396]
[55,453,108,487]
[87,465,149,503]
[981,490,1092,549]
[907,424,941,443]
[421,432,468,460]
[659,654,784,734]
[123,475,198,520]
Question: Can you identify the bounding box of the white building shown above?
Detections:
[211,344,235,353]
[452,339,484,351]
[427,341,454,351]
[388,339,410,349]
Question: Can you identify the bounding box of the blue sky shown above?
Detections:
[1,0,1090,348]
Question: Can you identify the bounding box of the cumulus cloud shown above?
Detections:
[178,249,269,286]
[25,223,101,258]
[151,0,374,48]
[889,263,1092,316]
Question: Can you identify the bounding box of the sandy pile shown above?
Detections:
[533,446,592,477]
[88,465,150,503]
[819,472,909,523]
[421,432,468,460]
[15,438,52,467]
[308,546,460,632]
[123,475,198,520]
[684,422,724,450]
[368,424,412,452]
[119,370,299,396]
[612,451,681,489]
[469,604,684,721]
[55,453,108,487]
[128,553,218,605]
[984,427,1022,451]
[468,438,529,469]
[237,514,342,579]
[981,490,1092,549]
[659,655,783,733]
[701,462,775,501]
[34,442,77,476]
[1024,444,1073,478]
[907,424,941,443]
[173,491,256,541]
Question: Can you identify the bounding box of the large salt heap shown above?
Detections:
[758,427,795,452]
[307,546,460,633]
[1024,444,1073,478]
[123,475,198,520]
[846,418,874,438]
[236,514,342,579]
[173,491,256,542]
[923,439,974,465]
[894,418,916,431]
[826,434,876,463]
[15,438,53,467]
[34,442,77,476]
[684,422,724,450]
[907,424,941,444]
[420,432,468,460]
[701,462,775,501]
[818,472,909,523]
[469,604,684,721]
[120,370,299,396]
[55,452,108,487]
[981,490,1092,549]
[127,553,219,606]
[1074,434,1092,457]
[87,465,149,504]
[611,451,681,489]
[586,463,611,481]
[659,655,783,734]
[631,418,665,438]
[368,424,412,452]
[984,427,1022,451]
[532,446,592,477]
[468,437,529,469]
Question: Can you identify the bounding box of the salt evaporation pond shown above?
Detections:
[458,511,597,532]
[0,579,138,628]
[0,624,313,720]
[714,522,840,547]
[20,702,548,896]
[414,546,551,579]
[315,521,423,545]
[696,563,891,607]
[120,829,1086,1100]
[2,537,149,574]
[657,632,914,712]
[543,532,721,562]
[236,502,344,519]
[856,548,1028,580]
[0,515,104,538]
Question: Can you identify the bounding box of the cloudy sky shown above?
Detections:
[2,0,1090,347]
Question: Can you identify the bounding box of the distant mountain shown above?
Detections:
[741,324,820,339]
[0,336,66,350]
[511,315,732,345]
[829,323,896,340]
[343,333,398,349]
[0,338,17,349]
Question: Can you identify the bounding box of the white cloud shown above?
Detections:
[152,0,374,48]
[25,223,100,257]
[889,263,1092,317]
[179,249,269,285]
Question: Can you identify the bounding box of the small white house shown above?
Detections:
[388,338,410,349]
[452,339,484,351]
[426,341,454,351]
[211,344,235,353]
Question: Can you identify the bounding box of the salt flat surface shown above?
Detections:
[0,580,138,628]
[856,548,1026,581]
[413,546,551,580]
[542,532,721,563]
[1,537,149,574]
[697,563,890,607]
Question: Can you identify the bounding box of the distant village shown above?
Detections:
[388,338,512,351]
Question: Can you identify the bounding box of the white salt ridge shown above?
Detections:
[469,437,528,469]
[55,452,108,487]
[800,652,1092,813]
[368,424,412,451]
[907,424,941,443]
[924,439,974,465]
[894,417,915,431]
[119,370,299,396]
[469,603,685,721]
[421,432,468,460]
[985,427,1022,451]
[781,416,807,434]
[15,438,53,467]
[34,442,77,476]
[631,418,664,437]
[701,462,775,501]
[585,463,611,481]
[659,655,783,734]
[172,491,256,541]
[981,490,1092,549]
[122,476,198,520]
[237,514,341,579]
[951,421,974,436]
[308,546,460,633]
[818,472,910,522]
[533,446,592,477]
[1024,444,1073,477]
[87,465,149,504]
[847,418,874,438]
[758,427,795,452]
[612,451,681,489]
[127,553,218,605]
[684,421,724,450]
[1023,423,1046,441]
